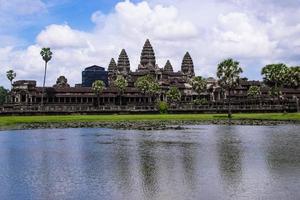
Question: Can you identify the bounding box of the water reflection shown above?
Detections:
[0,126,300,200]
[217,126,243,187]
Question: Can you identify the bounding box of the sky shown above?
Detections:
[1,0,300,88]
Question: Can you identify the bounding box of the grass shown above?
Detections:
[0,113,300,128]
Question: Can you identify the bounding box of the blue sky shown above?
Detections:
[3,0,138,46]
[1,0,300,88]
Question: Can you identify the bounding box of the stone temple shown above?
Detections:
[4,39,300,113]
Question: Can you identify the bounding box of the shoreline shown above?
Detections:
[1,119,299,131]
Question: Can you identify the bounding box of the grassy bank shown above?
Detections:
[0,113,300,128]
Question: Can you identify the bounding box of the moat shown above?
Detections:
[0,125,300,200]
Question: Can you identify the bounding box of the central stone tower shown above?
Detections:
[181,52,195,77]
[138,39,157,71]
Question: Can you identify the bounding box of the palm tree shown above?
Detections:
[92,80,105,108]
[286,66,300,89]
[191,76,207,100]
[6,70,16,89]
[113,75,128,106]
[261,63,288,101]
[217,58,243,118]
[40,47,53,106]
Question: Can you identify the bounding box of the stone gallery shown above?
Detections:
[5,39,300,113]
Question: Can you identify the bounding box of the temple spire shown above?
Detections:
[164,60,173,72]
[139,39,156,69]
[181,52,195,77]
[117,49,130,74]
[108,58,117,72]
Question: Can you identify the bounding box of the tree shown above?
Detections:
[191,76,207,99]
[217,58,243,118]
[247,86,261,98]
[113,75,128,105]
[166,86,181,106]
[6,70,16,88]
[0,86,8,105]
[286,66,300,89]
[135,75,160,103]
[92,80,105,108]
[247,86,261,106]
[40,47,53,106]
[261,63,289,100]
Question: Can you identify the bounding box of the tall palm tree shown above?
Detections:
[92,80,105,108]
[217,58,243,118]
[6,70,16,88]
[40,47,53,106]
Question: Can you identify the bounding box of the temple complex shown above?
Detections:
[2,39,300,113]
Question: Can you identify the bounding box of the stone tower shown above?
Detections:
[117,49,130,75]
[181,52,195,77]
[108,58,117,85]
[164,60,173,72]
[138,39,156,70]
[108,58,117,72]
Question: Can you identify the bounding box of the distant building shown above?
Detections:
[82,65,108,87]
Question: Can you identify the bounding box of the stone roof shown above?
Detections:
[117,49,130,74]
[164,60,173,72]
[84,65,105,71]
[181,52,195,76]
[139,39,156,69]
[108,58,117,72]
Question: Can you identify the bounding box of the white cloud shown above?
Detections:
[36,24,91,49]
[1,0,300,88]
[0,0,46,15]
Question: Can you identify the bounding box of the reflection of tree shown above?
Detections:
[217,127,243,187]
[181,143,197,189]
[138,140,158,197]
[115,140,132,192]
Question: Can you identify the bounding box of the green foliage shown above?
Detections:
[247,86,261,98]
[166,87,181,104]
[286,66,300,88]
[217,58,243,118]
[217,58,243,90]
[1,113,300,128]
[269,87,281,98]
[135,75,160,96]
[6,70,16,86]
[40,47,53,63]
[92,80,105,95]
[261,63,289,87]
[261,63,290,99]
[191,76,207,95]
[156,101,169,114]
[113,75,128,94]
[193,98,208,105]
[0,86,8,105]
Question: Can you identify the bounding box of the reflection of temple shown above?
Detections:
[5,39,300,112]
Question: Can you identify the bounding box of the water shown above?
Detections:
[0,125,300,200]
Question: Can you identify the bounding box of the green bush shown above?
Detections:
[157,101,169,114]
